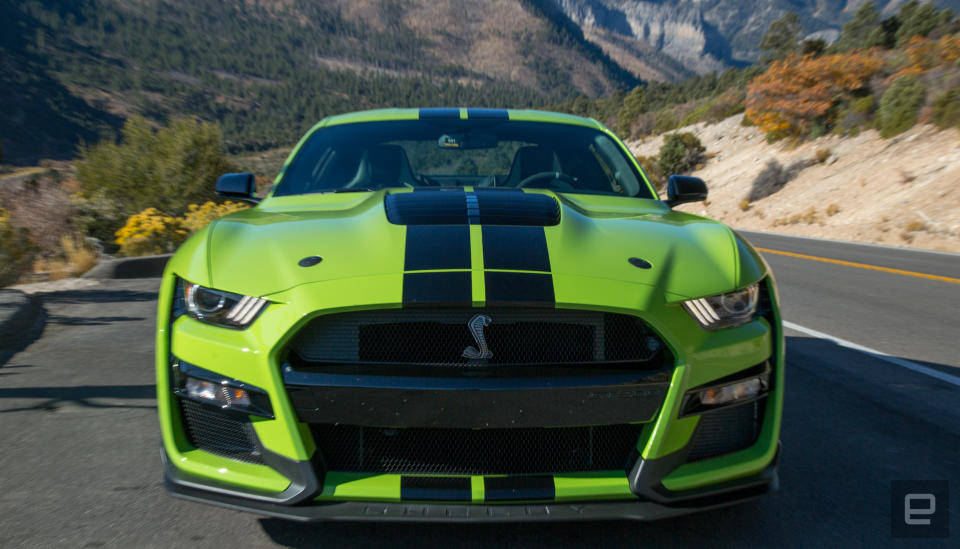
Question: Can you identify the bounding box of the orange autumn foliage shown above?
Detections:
[895,34,960,78]
[745,52,884,139]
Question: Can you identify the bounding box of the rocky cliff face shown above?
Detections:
[554,0,727,74]
[551,0,960,76]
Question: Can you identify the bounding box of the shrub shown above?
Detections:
[76,116,237,243]
[835,95,876,134]
[33,235,99,280]
[815,148,832,163]
[652,110,680,134]
[113,207,184,257]
[179,201,249,233]
[656,132,705,176]
[745,52,883,140]
[0,174,75,257]
[0,207,35,287]
[635,155,664,192]
[932,89,960,129]
[876,75,926,137]
[114,201,248,257]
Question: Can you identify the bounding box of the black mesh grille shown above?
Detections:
[179,399,263,464]
[686,400,763,462]
[311,424,644,474]
[289,309,668,367]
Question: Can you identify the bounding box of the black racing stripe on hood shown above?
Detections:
[466,108,508,120]
[484,476,555,501]
[481,225,550,272]
[412,187,465,192]
[386,192,467,225]
[385,191,559,226]
[402,272,472,306]
[418,108,461,120]
[474,189,557,226]
[484,272,554,307]
[401,476,471,501]
[405,225,471,270]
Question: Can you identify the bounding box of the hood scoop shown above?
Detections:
[385,189,560,226]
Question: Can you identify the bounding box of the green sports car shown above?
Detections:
[157,108,783,521]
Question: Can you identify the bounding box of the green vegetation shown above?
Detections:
[877,75,926,137]
[75,116,236,246]
[896,1,943,47]
[5,0,566,165]
[657,133,705,177]
[932,90,960,129]
[554,66,761,139]
[832,1,888,51]
[0,208,35,286]
[759,13,802,62]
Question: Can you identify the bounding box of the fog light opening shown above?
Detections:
[185,377,252,408]
[172,359,273,418]
[699,377,763,406]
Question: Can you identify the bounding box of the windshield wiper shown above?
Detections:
[326,187,377,193]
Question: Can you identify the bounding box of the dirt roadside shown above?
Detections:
[629,114,960,253]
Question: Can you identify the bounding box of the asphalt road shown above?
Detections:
[1,232,958,548]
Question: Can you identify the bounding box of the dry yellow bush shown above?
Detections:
[904,220,928,232]
[35,235,100,280]
[115,201,248,257]
[180,201,248,233]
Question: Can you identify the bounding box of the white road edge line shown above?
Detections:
[783,320,960,389]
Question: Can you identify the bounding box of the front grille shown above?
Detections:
[179,399,263,464]
[288,309,669,367]
[311,424,644,474]
[685,400,764,462]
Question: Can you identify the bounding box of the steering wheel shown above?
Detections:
[518,171,578,190]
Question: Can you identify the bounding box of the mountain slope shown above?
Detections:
[552,0,960,74]
[1,0,640,164]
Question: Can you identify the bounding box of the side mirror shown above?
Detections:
[215,173,259,204]
[665,175,707,208]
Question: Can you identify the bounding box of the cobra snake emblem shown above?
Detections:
[462,314,493,359]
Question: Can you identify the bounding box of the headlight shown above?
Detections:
[174,278,268,329]
[682,283,759,330]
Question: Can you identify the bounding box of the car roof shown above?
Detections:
[317,108,605,131]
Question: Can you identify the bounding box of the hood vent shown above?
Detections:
[385,190,560,226]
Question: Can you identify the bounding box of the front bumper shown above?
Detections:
[163,445,779,522]
[157,270,785,520]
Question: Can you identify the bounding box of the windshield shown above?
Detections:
[273,120,654,198]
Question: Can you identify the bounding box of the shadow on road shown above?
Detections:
[40,289,158,305]
[0,383,155,413]
[46,314,146,326]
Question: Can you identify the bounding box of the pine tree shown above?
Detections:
[759,13,802,62]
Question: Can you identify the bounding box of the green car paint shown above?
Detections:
[158,108,783,520]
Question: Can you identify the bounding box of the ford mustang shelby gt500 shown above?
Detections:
[157,108,783,521]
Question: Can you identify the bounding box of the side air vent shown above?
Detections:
[385,190,560,226]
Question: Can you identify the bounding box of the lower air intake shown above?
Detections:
[179,399,263,464]
[685,400,763,462]
[310,424,644,475]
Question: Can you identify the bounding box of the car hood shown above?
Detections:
[186,190,766,301]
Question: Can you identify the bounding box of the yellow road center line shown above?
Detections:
[755,247,960,285]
